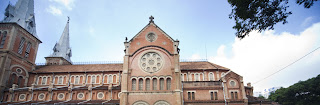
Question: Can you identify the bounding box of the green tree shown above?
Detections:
[268,74,320,105]
[228,0,318,39]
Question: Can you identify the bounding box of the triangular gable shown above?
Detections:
[129,20,175,43]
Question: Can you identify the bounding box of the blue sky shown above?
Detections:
[1,0,320,92]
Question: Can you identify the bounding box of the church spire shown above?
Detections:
[1,0,38,39]
[48,18,72,64]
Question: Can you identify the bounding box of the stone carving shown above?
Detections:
[140,52,163,73]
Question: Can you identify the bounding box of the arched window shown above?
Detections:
[132,79,136,91]
[235,92,238,99]
[0,31,7,48]
[138,79,143,90]
[113,75,117,83]
[91,75,96,84]
[75,76,79,84]
[153,78,157,90]
[108,75,112,84]
[160,78,164,90]
[231,92,234,99]
[17,76,23,87]
[25,42,31,58]
[166,78,171,90]
[209,72,214,81]
[195,74,200,81]
[146,78,150,90]
[18,37,25,54]
[42,77,47,85]
[58,76,63,84]
[8,74,17,87]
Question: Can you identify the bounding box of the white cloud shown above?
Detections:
[189,54,202,61]
[209,22,320,92]
[301,16,314,27]
[50,0,75,10]
[46,5,62,16]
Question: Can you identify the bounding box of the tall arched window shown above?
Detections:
[8,74,17,87]
[138,79,143,90]
[132,79,136,91]
[0,31,7,48]
[25,42,31,58]
[18,37,25,54]
[209,73,214,81]
[145,78,150,90]
[153,78,157,90]
[160,78,164,90]
[17,76,23,87]
[231,92,234,99]
[166,78,171,90]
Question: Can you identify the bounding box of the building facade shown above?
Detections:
[0,0,255,105]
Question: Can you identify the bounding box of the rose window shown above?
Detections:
[140,52,163,73]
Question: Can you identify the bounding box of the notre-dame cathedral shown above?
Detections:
[0,0,261,105]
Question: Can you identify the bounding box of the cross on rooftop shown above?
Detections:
[149,15,154,23]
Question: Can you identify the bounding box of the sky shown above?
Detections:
[0,0,320,93]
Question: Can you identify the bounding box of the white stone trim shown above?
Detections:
[97,92,104,99]
[57,93,65,100]
[77,93,84,99]
[19,94,26,101]
[38,93,45,100]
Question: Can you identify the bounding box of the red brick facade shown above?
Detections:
[0,19,254,105]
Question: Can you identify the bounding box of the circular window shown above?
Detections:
[57,93,65,100]
[16,68,22,74]
[77,93,84,99]
[145,32,157,42]
[97,92,104,99]
[140,52,163,73]
[230,80,236,87]
[38,93,45,100]
[19,94,26,100]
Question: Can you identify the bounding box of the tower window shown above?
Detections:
[108,75,112,84]
[231,92,234,99]
[25,42,31,58]
[210,92,213,100]
[18,37,25,54]
[0,31,7,48]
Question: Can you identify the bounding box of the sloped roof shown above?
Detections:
[33,61,229,73]
[34,64,123,73]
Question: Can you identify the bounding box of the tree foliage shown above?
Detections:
[228,0,318,39]
[268,74,320,105]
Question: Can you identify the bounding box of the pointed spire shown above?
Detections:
[48,17,72,63]
[1,0,38,39]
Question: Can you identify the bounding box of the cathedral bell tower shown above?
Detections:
[0,0,41,101]
[120,16,182,105]
[45,18,72,65]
